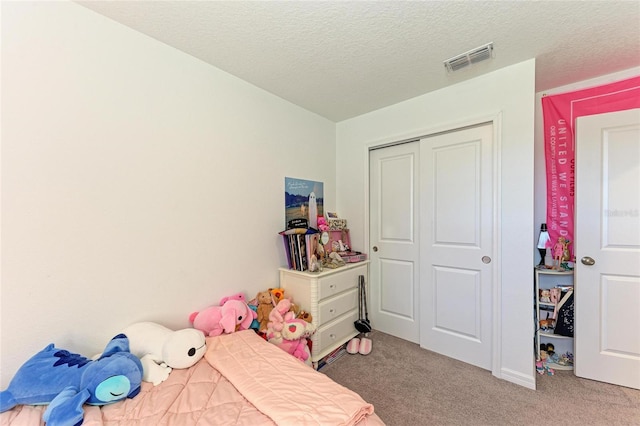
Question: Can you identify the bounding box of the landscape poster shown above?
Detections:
[284,177,324,229]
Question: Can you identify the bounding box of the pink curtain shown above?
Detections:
[541,76,640,258]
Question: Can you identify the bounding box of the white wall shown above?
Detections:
[336,60,538,388]
[0,1,335,387]
[533,66,640,259]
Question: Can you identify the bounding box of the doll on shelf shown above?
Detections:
[552,236,570,270]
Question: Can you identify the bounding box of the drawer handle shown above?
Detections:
[329,284,336,289]
[329,309,335,314]
[329,334,336,340]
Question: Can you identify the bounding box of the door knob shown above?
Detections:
[482,256,491,264]
[372,246,378,252]
[581,256,595,266]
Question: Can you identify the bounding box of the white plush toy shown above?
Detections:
[121,322,207,386]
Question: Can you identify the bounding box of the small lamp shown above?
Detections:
[537,223,550,266]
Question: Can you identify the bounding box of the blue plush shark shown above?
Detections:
[0,333,143,426]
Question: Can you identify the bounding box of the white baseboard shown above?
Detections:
[495,367,536,390]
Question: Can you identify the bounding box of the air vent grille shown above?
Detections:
[444,42,494,73]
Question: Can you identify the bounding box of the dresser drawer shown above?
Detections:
[317,288,359,325]
[317,264,366,300]
[315,310,359,356]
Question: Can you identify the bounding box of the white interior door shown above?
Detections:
[419,123,494,370]
[575,108,640,390]
[369,141,420,343]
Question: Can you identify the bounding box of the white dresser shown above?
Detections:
[279,261,369,367]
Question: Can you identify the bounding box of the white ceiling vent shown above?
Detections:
[444,42,494,72]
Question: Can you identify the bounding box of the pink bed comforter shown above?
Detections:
[1,331,383,426]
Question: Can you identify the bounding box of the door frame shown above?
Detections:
[363,112,503,379]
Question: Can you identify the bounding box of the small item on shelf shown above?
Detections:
[328,251,346,268]
[317,216,329,232]
[539,317,555,331]
[541,343,555,356]
[341,252,368,263]
[537,223,551,267]
[325,212,347,230]
[287,218,308,230]
[544,249,553,268]
[539,289,551,303]
[552,236,571,270]
[557,352,574,366]
[323,229,350,255]
[329,219,347,230]
[549,288,561,305]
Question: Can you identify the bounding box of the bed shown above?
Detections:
[0,330,383,425]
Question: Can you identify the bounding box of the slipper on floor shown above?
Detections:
[358,337,372,355]
[346,337,360,354]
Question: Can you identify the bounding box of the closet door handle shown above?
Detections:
[581,256,595,266]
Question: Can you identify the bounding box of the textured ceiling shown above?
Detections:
[76,1,640,122]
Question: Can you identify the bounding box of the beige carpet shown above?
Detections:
[321,330,640,425]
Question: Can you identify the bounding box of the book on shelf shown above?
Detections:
[279,229,317,271]
[280,233,316,271]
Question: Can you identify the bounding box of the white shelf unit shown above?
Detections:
[279,261,369,368]
[534,268,575,370]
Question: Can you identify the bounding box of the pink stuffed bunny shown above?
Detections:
[267,299,293,334]
[189,298,257,337]
[269,317,316,363]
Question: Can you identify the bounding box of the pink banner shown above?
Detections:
[542,75,640,258]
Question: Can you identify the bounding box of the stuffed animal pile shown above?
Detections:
[1,288,313,422]
[253,287,290,332]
